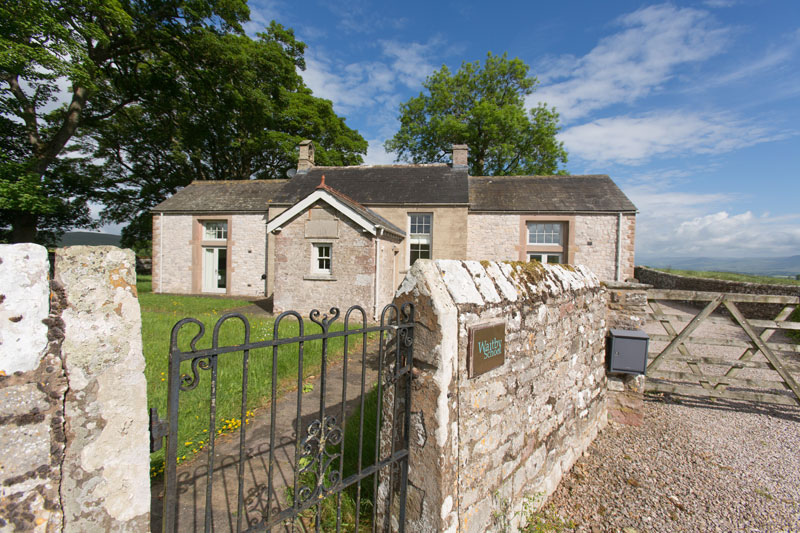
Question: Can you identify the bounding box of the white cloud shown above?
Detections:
[657,210,800,257]
[364,139,394,166]
[321,0,408,35]
[703,0,739,8]
[627,186,734,215]
[559,111,792,165]
[378,39,438,88]
[694,28,800,90]
[532,4,729,121]
[624,181,800,258]
[242,0,283,36]
[301,39,440,140]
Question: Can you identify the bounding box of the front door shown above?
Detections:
[202,247,227,293]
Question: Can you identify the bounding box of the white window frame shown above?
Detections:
[408,213,432,266]
[527,222,562,245]
[527,252,562,265]
[204,221,228,241]
[311,242,332,275]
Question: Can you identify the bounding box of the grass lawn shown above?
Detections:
[137,275,378,481]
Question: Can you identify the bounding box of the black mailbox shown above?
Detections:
[607,329,649,375]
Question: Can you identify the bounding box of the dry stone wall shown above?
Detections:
[635,266,799,319]
[390,259,608,532]
[0,245,150,532]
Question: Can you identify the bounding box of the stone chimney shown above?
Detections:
[298,140,315,172]
[452,144,468,168]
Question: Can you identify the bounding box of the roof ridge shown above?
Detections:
[310,163,450,170]
[469,174,610,179]
[189,179,290,184]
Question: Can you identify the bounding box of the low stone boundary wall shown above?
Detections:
[635,266,799,319]
[0,245,149,532]
[136,256,152,275]
[389,260,609,532]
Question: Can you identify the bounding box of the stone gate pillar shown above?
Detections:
[382,259,609,532]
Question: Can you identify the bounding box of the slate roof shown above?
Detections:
[273,165,470,205]
[152,171,637,215]
[152,180,289,212]
[468,175,637,213]
[312,180,405,237]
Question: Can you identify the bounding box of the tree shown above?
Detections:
[385,52,567,176]
[89,23,367,249]
[1,0,249,242]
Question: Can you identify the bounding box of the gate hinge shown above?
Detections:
[149,407,168,453]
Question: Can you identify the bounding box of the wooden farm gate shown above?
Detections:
[644,289,800,407]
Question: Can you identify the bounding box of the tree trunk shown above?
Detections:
[10,211,38,243]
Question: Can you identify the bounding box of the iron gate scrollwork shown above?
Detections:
[150,303,414,532]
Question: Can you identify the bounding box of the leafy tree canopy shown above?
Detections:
[91,22,366,249]
[385,52,568,177]
[0,0,248,242]
[1,0,366,246]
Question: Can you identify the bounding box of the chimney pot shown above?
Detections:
[452,144,468,168]
[298,140,315,172]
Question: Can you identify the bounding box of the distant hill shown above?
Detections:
[638,255,800,277]
[58,232,122,247]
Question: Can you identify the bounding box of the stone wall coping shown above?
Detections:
[635,266,798,292]
[602,280,652,290]
[406,259,601,311]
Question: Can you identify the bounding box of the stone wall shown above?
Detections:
[273,202,402,316]
[152,213,193,294]
[377,236,400,315]
[603,281,650,330]
[389,260,608,532]
[135,256,152,275]
[574,214,635,282]
[635,266,799,319]
[0,245,150,532]
[465,214,519,261]
[466,213,636,282]
[153,212,270,297]
[601,281,651,427]
[230,213,268,297]
[371,206,469,288]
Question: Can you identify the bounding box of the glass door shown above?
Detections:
[202,247,227,293]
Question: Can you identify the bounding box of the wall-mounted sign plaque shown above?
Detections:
[468,322,506,378]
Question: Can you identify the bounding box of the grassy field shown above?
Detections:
[139,275,383,525]
[651,268,800,286]
[138,275,359,476]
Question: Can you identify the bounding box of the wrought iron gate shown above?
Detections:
[150,303,414,532]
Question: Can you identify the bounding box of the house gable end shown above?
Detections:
[267,189,381,236]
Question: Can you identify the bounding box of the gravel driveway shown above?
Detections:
[547,396,800,532]
[546,299,800,532]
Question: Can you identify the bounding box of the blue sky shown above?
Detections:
[235,0,800,261]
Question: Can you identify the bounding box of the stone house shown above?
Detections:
[152,142,637,316]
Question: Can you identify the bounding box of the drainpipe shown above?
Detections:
[159,212,164,293]
[373,227,383,321]
[615,212,623,282]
